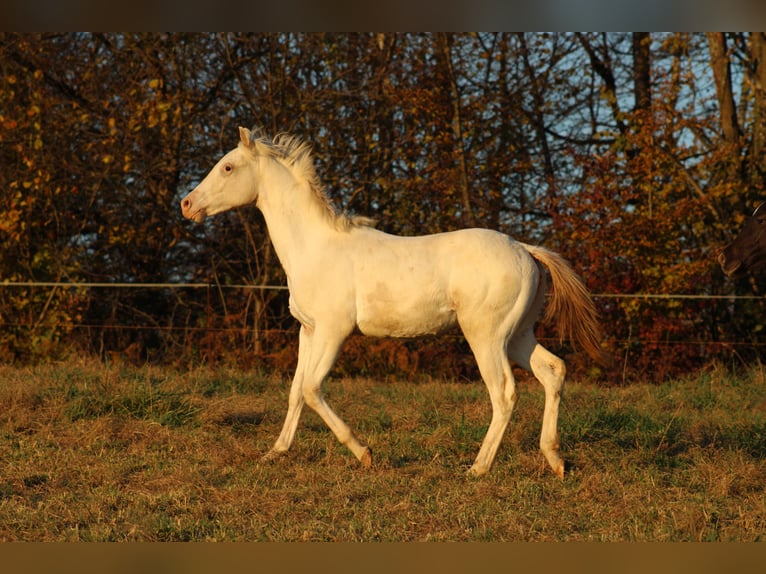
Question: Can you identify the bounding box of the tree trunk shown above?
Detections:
[632,32,652,112]
[439,33,475,227]
[749,32,766,188]
[706,33,742,146]
[577,33,626,136]
[517,33,558,207]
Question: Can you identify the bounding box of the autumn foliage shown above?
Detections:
[1,33,766,382]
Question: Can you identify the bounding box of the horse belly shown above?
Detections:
[356,285,457,338]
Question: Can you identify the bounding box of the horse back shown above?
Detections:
[349,227,537,338]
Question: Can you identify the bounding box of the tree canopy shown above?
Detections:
[2,32,765,381]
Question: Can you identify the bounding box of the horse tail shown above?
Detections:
[524,245,609,366]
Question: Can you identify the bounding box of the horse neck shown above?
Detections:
[256,162,336,275]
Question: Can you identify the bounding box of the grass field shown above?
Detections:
[1,357,765,541]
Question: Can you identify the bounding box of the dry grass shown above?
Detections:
[1,357,764,541]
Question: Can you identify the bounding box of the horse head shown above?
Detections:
[180,127,262,223]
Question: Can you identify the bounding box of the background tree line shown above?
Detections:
[1,32,765,382]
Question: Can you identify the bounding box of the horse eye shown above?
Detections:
[223,164,233,173]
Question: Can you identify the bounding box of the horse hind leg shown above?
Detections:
[466,336,518,477]
[510,331,566,478]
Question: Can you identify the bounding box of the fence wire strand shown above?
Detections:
[1,281,760,299]
[1,282,763,350]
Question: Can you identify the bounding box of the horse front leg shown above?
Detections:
[263,324,371,468]
[262,326,310,462]
[300,326,372,468]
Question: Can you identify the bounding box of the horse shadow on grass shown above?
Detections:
[561,404,766,474]
[209,410,266,434]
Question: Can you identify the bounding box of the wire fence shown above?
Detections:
[593,293,764,300]
[1,282,288,290]
[1,281,760,298]
[1,281,763,348]
[2,280,761,297]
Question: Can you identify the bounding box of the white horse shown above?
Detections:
[181,126,605,477]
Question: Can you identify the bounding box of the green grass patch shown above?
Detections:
[64,381,199,428]
[0,359,765,541]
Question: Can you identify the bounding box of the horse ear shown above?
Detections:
[239,126,252,148]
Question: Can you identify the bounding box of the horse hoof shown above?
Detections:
[261,450,285,463]
[360,447,372,468]
[466,464,487,478]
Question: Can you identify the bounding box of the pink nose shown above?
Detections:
[181,196,192,216]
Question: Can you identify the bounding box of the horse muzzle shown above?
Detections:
[180,194,207,223]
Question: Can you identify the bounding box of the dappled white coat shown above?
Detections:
[181,127,604,477]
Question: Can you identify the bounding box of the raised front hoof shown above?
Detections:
[261,449,287,464]
[359,447,373,469]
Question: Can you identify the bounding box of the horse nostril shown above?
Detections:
[182,197,191,210]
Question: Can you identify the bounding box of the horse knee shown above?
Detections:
[503,385,518,411]
[302,385,323,410]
